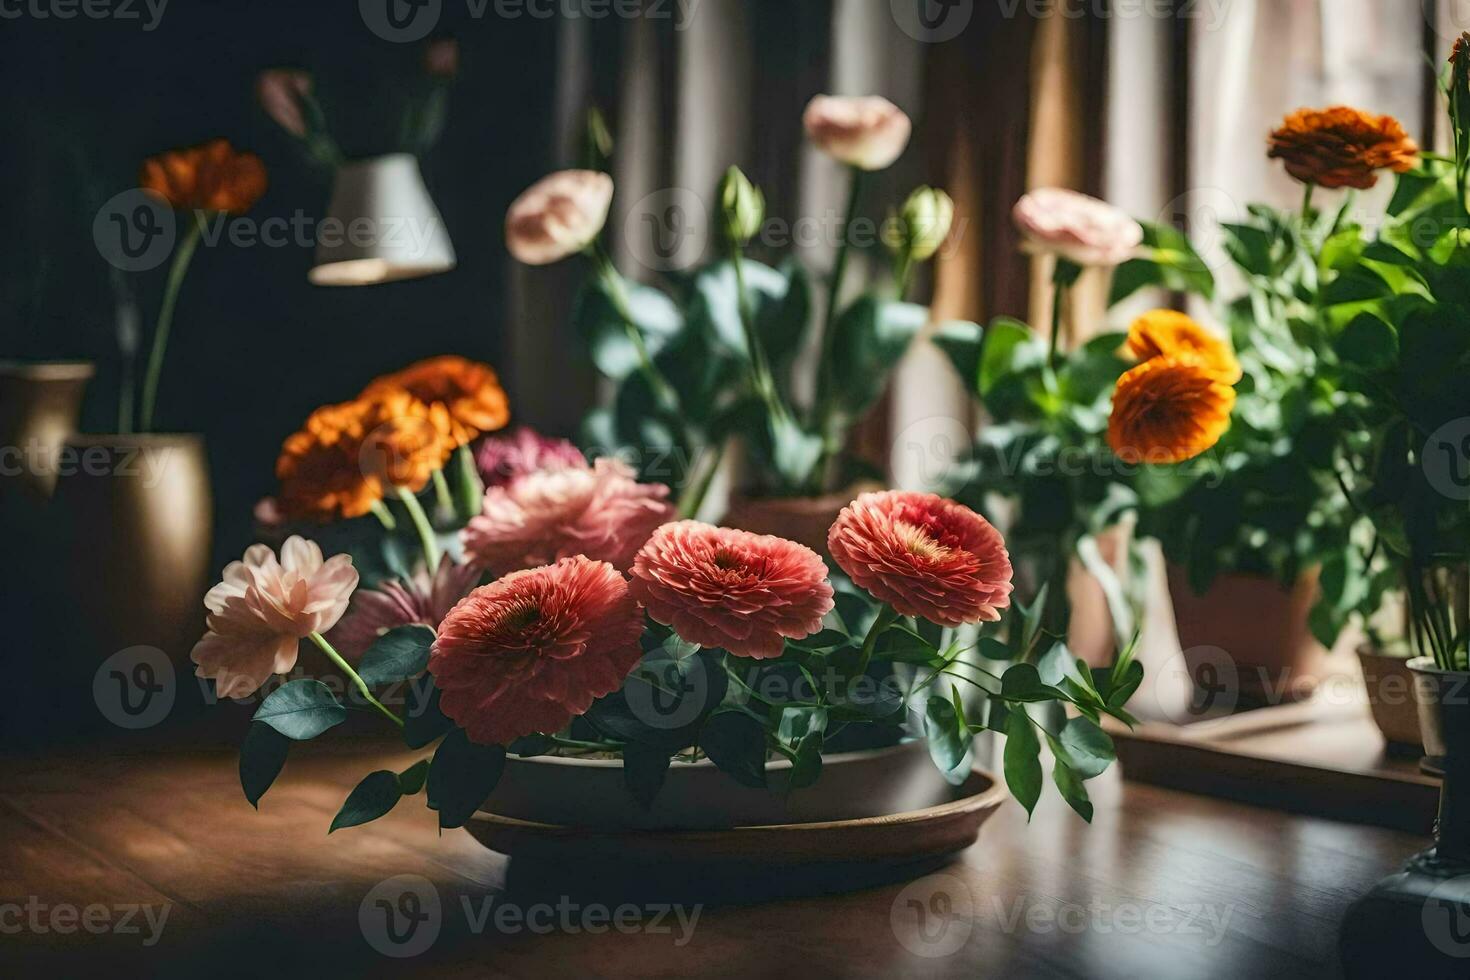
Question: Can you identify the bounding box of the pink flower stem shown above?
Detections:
[308,632,403,728]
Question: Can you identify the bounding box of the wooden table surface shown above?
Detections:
[0,734,1427,979]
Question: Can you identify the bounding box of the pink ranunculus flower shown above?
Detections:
[326,555,482,660]
[628,521,835,660]
[430,557,646,746]
[256,69,312,139]
[505,169,614,265]
[191,536,359,699]
[462,457,673,574]
[1012,187,1144,267]
[803,95,912,171]
[474,427,587,488]
[828,491,1014,628]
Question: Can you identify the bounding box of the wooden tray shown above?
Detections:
[1106,693,1440,833]
[466,768,1006,868]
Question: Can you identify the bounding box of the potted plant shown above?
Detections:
[189,358,1147,850]
[1105,107,1417,705]
[502,97,976,555]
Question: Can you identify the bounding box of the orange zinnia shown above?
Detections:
[140,138,268,213]
[275,390,455,522]
[1125,309,1242,384]
[1266,107,1418,190]
[363,356,510,447]
[1108,357,1235,465]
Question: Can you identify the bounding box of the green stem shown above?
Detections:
[677,439,726,520]
[1301,182,1315,222]
[853,606,900,678]
[369,499,398,532]
[809,169,865,483]
[588,244,682,415]
[431,467,453,519]
[309,632,403,728]
[139,216,203,433]
[1047,277,1067,370]
[396,485,441,571]
[729,239,789,426]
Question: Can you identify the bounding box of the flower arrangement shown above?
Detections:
[196,359,1137,831]
[504,96,977,517]
[1107,103,1420,649]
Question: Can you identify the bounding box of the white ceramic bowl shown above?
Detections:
[481,738,955,830]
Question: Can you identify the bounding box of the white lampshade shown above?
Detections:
[309,153,456,286]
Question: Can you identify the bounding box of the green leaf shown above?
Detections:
[403,676,453,749]
[932,320,985,388]
[698,711,769,788]
[1000,662,1058,703]
[925,695,970,773]
[826,297,930,419]
[356,625,436,688]
[398,759,430,795]
[979,318,1044,397]
[778,706,829,745]
[573,278,683,381]
[1108,220,1215,306]
[1052,760,1094,822]
[1104,659,1145,709]
[622,741,672,808]
[253,679,347,740]
[330,770,403,832]
[788,730,825,790]
[1334,313,1398,371]
[977,637,1014,661]
[426,729,507,829]
[1056,716,1115,779]
[691,259,810,365]
[1003,708,1043,819]
[767,414,824,489]
[239,722,290,809]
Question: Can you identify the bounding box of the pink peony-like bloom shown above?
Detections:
[429,557,645,745]
[191,536,359,699]
[505,169,614,265]
[474,427,587,488]
[628,521,834,660]
[803,95,912,171]
[462,457,673,574]
[326,555,482,660]
[1012,187,1143,267]
[828,491,1014,628]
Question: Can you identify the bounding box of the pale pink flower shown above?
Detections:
[191,536,359,699]
[462,457,673,573]
[803,95,912,171]
[424,38,459,79]
[256,69,312,139]
[1012,188,1144,267]
[326,555,482,660]
[629,521,834,660]
[474,427,586,488]
[505,170,614,265]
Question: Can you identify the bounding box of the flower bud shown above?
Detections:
[718,166,765,246]
[885,186,954,263]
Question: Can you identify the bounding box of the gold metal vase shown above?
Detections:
[0,360,95,503]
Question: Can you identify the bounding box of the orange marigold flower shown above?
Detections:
[1266,106,1418,190]
[363,355,510,447]
[275,390,455,522]
[1108,357,1236,465]
[1125,309,1242,384]
[140,138,267,213]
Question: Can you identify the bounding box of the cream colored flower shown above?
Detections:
[505,170,614,265]
[191,536,359,698]
[803,95,912,171]
[1012,187,1143,267]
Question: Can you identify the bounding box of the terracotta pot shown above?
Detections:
[481,739,954,831]
[50,434,212,669]
[0,360,95,502]
[1358,647,1424,751]
[723,482,881,559]
[1166,564,1328,706]
[1409,658,1470,868]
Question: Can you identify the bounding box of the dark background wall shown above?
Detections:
[1,0,568,566]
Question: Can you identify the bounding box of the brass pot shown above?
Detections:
[1358,646,1424,752]
[723,483,881,560]
[50,434,212,670]
[0,360,95,502]
[1409,658,1470,868]
[1167,564,1328,707]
